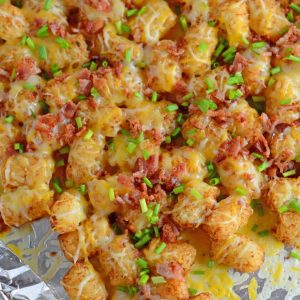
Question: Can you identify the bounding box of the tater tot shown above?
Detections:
[264,178,300,212]
[59,215,115,262]
[274,212,300,248]
[143,239,196,273]
[203,195,253,240]
[98,234,139,286]
[151,278,189,300]
[217,156,265,199]
[190,293,213,300]
[172,180,218,229]
[0,187,53,227]
[210,234,264,272]
[50,189,88,234]
[0,3,27,41]
[62,261,107,300]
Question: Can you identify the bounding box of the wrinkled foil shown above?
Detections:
[0,241,56,300]
[0,218,300,300]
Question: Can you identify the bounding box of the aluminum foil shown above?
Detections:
[0,218,300,300]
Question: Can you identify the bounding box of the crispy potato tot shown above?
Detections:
[62,261,107,300]
[210,234,264,272]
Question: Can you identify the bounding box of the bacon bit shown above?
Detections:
[49,22,66,37]
[134,155,159,177]
[60,123,76,145]
[26,142,36,152]
[229,53,248,73]
[140,284,151,300]
[117,174,134,189]
[161,222,179,243]
[6,143,15,157]
[173,80,188,96]
[253,134,270,158]
[35,114,59,139]
[156,262,184,280]
[207,109,228,125]
[127,119,141,137]
[78,79,93,95]
[215,137,248,163]
[80,19,104,35]
[275,123,290,133]
[60,102,77,119]
[260,113,272,132]
[92,76,107,92]
[78,68,91,80]
[149,129,165,145]
[276,25,300,46]
[267,165,278,179]
[114,61,123,78]
[167,42,184,57]
[87,98,98,110]
[16,57,40,81]
[85,0,111,12]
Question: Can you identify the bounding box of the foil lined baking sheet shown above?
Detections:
[0,218,300,300]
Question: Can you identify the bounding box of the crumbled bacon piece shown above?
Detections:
[134,155,159,177]
[161,222,179,243]
[156,262,184,280]
[167,42,184,57]
[60,102,77,119]
[229,53,248,73]
[117,174,134,189]
[49,22,66,37]
[127,119,142,137]
[35,114,59,139]
[16,57,40,81]
[276,25,300,46]
[60,123,76,145]
[84,0,111,12]
[253,134,270,157]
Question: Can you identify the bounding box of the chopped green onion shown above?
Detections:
[290,3,300,14]
[190,188,203,200]
[251,199,264,216]
[53,178,63,193]
[23,82,36,91]
[138,274,149,285]
[186,138,194,146]
[186,129,196,135]
[153,203,160,216]
[151,91,158,102]
[172,184,185,194]
[55,37,70,49]
[38,45,47,61]
[183,92,194,101]
[198,42,208,53]
[289,199,300,213]
[166,104,178,112]
[251,41,266,49]
[127,142,137,154]
[228,89,243,100]
[188,288,198,296]
[75,117,82,129]
[179,15,188,31]
[257,161,268,172]
[227,72,244,85]
[282,169,296,177]
[192,270,205,275]
[290,251,300,260]
[125,48,132,63]
[26,37,35,50]
[208,20,216,27]
[280,99,292,105]
[127,8,139,17]
[90,87,99,98]
[78,94,87,99]
[241,37,249,46]
[59,146,70,154]
[252,152,264,159]
[115,20,123,34]
[51,64,61,76]
[138,6,147,15]
[151,276,166,284]
[172,127,181,137]
[11,68,16,80]
[258,230,269,237]
[278,205,289,213]
[165,135,171,144]
[44,0,52,10]
[207,259,215,268]
[89,61,97,71]
[14,143,24,153]
[102,60,108,67]
[270,66,281,75]
[252,95,265,102]
[251,224,259,232]
[55,159,65,167]
[65,179,74,188]
[268,78,276,87]
[284,54,300,62]
[140,198,148,213]
[155,242,166,254]
[135,234,151,248]
[209,177,220,186]
[121,128,130,136]
[143,177,153,188]
[83,129,93,141]
[196,99,218,113]
[122,24,131,33]
[143,150,150,160]
[78,184,87,194]
[153,225,160,237]
[235,187,247,196]
[5,115,14,123]
[108,188,115,201]
[134,91,143,99]
[37,25,49,38]
[136,258,148,269]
